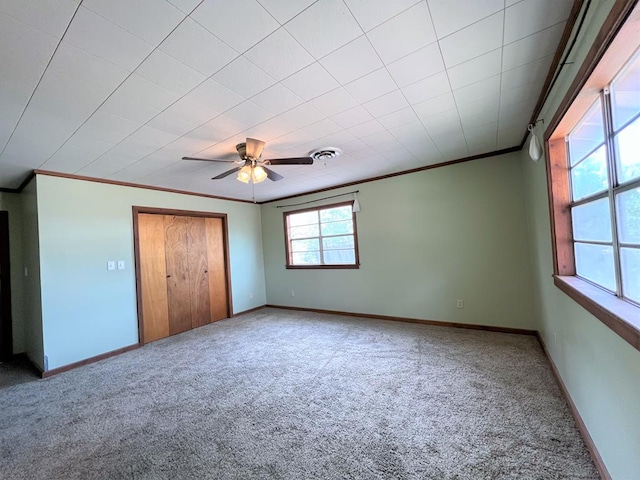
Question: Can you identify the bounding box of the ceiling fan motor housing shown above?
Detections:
[236,142,248,159]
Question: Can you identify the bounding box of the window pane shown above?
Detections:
[570,145,608,200]
[321,219,353,236]
[611,52,640,130]
[575,242,616,291]
[568,101,604,164]
[290,238,319,253]
[320,205,352,222]
[616,187,640,244]
[323,249,356,264]
[288,211,318,227]
[614,117,640,183]
[571,198,612,242]
[323,235,354,250]
[620,247,640,303]
[289,224,319,239]
[292,251,320,265]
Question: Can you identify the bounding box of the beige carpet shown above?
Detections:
[0,308,598,479]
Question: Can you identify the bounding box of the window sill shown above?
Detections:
[554,275,640,351]
[286,264,360,270]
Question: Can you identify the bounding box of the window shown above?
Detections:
[566,55,640,304]
[546,1,640,351]
[284,202,359,269]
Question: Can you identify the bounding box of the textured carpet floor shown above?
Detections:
[0,308,598,479]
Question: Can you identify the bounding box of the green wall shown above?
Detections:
[262,151,536,330]
[521,1,640,478]
[35,175,266,370]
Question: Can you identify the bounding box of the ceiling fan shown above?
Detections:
[182,137,313,184]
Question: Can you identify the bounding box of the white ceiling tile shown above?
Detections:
[164,96,222,124]
[502,23,564,72]
[427,0,504,39]
[344,0,421,32]
[269,130,314,152]
[320,35,383,84]
[224,101,274,130]
[348,119,386,138]
[497,125,524,149]
[191,0,279,52]
[212,56,276,98]
[1,0,78,38]
[458,94,500,124]
[501,54,553,91]
[285,0,362,58]
[332,106,373,129]
[303,119,343,138]
[87,110,142,136]
[462,120,498,139]
[361,129,395,147]
[504,0,572,44]
[414,92,456,119]
[420,107,460,132]
[28,70,99,122]
[146,112,199,137]
[64,6,154,71]
[73,123,130,145]
[344,68,397,103]
[0,12,60,106]
[387,120,429,142]
[100,94,161,125]
[453,74,501,106]
[281,62,340,100]
[115,74,180,111]
[309,88,358,116]
[466,133,497,154]
[135,50,206,96]
[438,11,503,67]
[367,2,436,64]
[245,28,314,80]
[258,0,316,24]
[167,0,201,14]
[186,78,245,113]
[83,0,185,45]
[277,103,324,128]
[42,138,116,172]
[401,72,450,104]
[132,125,181,145]
[387,43,444,87]
[0,99,23,147]
[77,155,139,177]
[377,106,419,129]
[447,48,502,90]
[250,84,304,115]
[363,90,408,117]
[109,137,164,159]
[159,18,239,76]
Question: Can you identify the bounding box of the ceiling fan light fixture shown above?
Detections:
[237,165,252,183]
[252,165,268,184]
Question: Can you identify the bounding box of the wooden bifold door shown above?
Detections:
[135,210,230,344]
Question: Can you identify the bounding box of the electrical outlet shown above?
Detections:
[291,290,295,297]
[107,261,116,271]
[117,260,125,270]
[456,299,464,309]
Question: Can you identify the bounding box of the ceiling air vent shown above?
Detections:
[309,147,342,163]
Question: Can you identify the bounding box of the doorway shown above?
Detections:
[0,211,12,361]
[132,207,233,344]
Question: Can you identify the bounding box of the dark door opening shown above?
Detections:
[0,211,12,361]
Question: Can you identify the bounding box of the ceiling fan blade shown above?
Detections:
[263,166,284,182]
[264,157,313,165]
[245,138,265,159]
[212,166,242,179]
[182,156,237,163]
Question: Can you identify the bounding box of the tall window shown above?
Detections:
[284,202,359,269]
[567,52,640,304]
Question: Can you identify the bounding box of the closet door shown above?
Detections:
[186,217,211,328]
[205,217,228,322]
[164,215,193,335]
[138,214,170,343]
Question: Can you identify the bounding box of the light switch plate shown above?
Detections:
[117,260,125,270]
[107,261,116,271]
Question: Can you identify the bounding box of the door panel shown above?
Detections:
[164,215,192,335]
[205,217,229,322]
[187,216,211,328]
[138,214,169,342]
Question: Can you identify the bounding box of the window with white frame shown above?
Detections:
[566,51,640,305]
[284,202,359,268]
